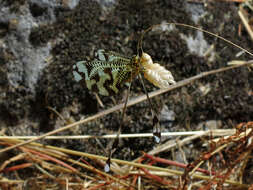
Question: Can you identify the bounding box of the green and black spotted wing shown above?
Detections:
[73,49,140,96]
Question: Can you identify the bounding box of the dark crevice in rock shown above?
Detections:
[29,2,48,18]
[0,22,9,38]
[29,91,55,133]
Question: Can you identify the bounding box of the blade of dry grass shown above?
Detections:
[239,7,253,41]
[0,129,236,140]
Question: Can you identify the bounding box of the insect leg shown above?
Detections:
[138,74,161,143]
[104,81,132,172]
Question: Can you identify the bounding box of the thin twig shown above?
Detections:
[238,8,253,41]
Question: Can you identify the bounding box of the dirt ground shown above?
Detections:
[0,0,253,188]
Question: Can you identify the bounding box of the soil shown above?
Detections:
[0,0,252,187]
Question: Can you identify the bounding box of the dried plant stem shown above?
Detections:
[0,129,235,140]
[238,9,253,41]
[0,60,252,155]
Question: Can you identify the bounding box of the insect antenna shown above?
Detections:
[137,24,158,57]
[140,22,253,57]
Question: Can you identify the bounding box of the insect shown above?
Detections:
[73,49,176,97]
[73,25,176,171]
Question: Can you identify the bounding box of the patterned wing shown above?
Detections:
[73,49,140,96]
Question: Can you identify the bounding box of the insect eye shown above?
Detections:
[132,55,139,65]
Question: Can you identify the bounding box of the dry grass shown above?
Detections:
[0,123,252,189]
